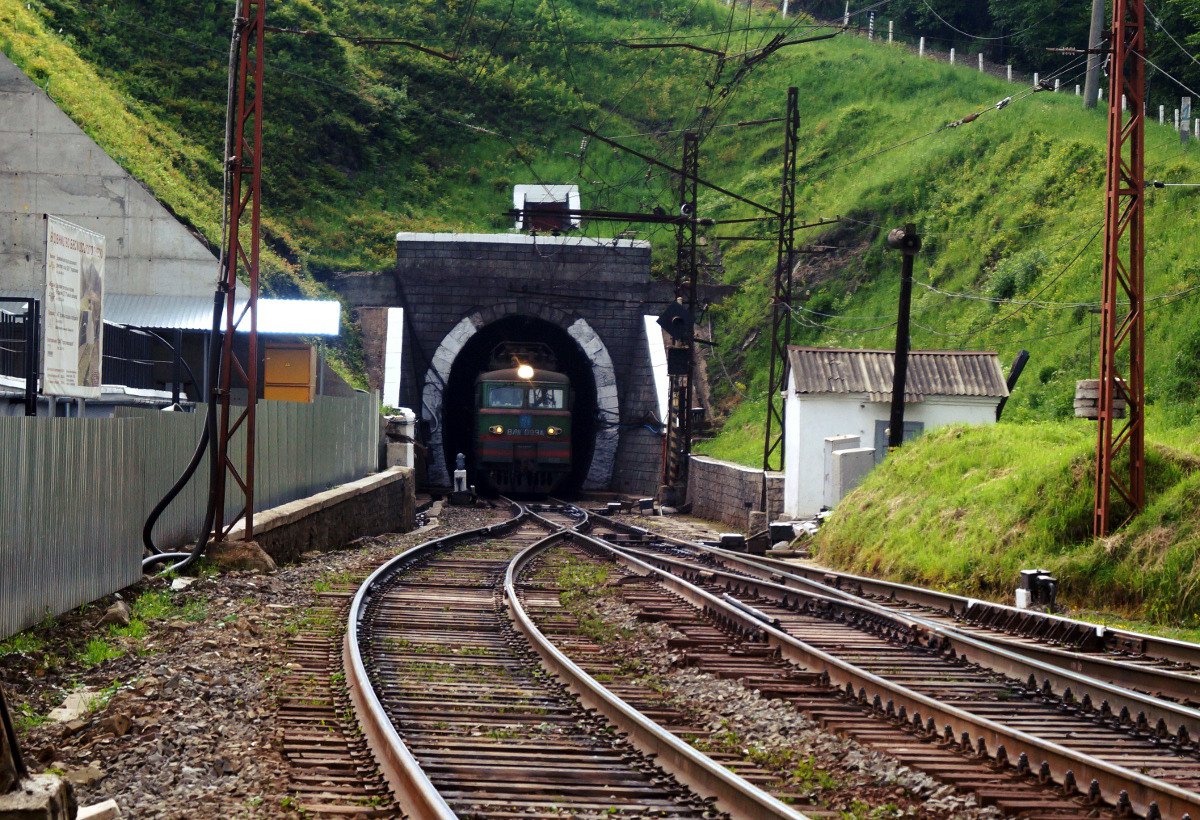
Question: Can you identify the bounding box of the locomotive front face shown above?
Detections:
[475,370,572,495]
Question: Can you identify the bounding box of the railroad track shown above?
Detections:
[563,508,1200,819]
[605,511,1200,687]
[587,512,1200,707]
[344,503,807,820]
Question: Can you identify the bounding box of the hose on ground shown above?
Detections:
[141,290,225,573]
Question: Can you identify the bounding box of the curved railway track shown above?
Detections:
[343,503,807,820]
[332,501,1200,819]
[567,507,1200,819]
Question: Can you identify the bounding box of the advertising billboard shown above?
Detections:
[43,216,105,399]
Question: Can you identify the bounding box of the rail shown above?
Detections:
[516,506,810,820]
[344,503,524,820]
[592,512,1200,691]
[568,512,1200,819]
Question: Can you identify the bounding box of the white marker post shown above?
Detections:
[888,20,893,43]
[1160,105,1166,124]
[950,48,955,64]
[843,1,849,26]
[919,37,925,57]
[979,53,984,72]
[1183,97,1192,144]
[1033,72,1039,87]
[1007,65,1012,82]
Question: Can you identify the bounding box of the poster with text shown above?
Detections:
[43,216,105,399]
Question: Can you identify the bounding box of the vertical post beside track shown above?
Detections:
[1094,0,1145,537]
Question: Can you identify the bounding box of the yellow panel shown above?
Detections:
[264,384,313,403]
[265,346,313,383]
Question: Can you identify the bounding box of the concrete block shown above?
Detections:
[0,172,36,218]
[823,435,861,508]
[0,775,77,820]
[830,447,876,506]
[35,93,87,137]
[0,129,35,173]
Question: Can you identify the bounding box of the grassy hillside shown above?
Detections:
[815,423,1200,628]
[7,0,1200,623]
[7,0,1199,413]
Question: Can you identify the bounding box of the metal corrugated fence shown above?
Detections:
[1,391,380,638]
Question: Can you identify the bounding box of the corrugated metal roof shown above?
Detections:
[0,291,340,335]
[787,346,1008,402]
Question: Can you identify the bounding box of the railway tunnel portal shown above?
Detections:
[336,232,675,496]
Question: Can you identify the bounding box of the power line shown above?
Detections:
[915,0,1072,43]
[1134,48,1200,100]
[909,223,1104,340]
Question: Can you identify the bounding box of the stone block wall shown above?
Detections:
[333,234,675,497]
[686,455,784,532]
[235,468,416,565]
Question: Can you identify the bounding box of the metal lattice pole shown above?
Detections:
[1095,0,1145,536]
[664,134,700,493]
[762,87,799,488]
[216,0,265,541]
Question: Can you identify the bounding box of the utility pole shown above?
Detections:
[1083,0,1105,110]
[663,133,700,500]
[886,224,920,451]
[1095,0,1145,536]
[762,87,800,500]
[215,0,265,541]
[1,685,26,794]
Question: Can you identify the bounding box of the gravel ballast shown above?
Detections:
[0,505,505,819]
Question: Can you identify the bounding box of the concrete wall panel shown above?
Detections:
[0,54,218,300]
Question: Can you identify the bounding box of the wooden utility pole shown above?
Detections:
[886,225,920,451]
[1095,0,1146,536]
[1083,0,1105,109]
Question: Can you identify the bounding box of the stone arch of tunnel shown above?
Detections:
[421,306,619,493]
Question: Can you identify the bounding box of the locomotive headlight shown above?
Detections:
[488,425,505,435]
[546,426,563,436]
[517,364,535,379]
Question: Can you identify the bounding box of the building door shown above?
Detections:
[874,419,924,464]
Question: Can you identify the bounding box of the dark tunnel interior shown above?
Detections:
[440,315,598,496]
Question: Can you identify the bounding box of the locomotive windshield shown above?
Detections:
[482,383,568,409]
[529,387,566,409]
[485,385,524,408]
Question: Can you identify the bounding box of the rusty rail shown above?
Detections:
[568,518,1200,819]
[513,508,810,820]
[344,504,524,820]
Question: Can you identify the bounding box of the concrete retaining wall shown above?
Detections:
[685,455,783,532]
[226,467,416,565]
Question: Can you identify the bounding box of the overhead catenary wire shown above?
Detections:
[915,0,1072,43]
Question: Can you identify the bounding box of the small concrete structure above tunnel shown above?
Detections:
[336,232,679,496]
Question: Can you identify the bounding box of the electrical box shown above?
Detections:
[264,343,317,403]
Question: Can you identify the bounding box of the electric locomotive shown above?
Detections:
[474,344,572,495]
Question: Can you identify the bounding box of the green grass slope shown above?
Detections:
[815,424,1200,627]
[8,0,1200,623]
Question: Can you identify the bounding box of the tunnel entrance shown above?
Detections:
[441,315,598,496]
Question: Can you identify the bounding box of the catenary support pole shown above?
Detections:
[886,225,920,452]
[1095,0,1146,536]
[762,87,800,503]
[215,0,266,541]
[1084,0,1105,109]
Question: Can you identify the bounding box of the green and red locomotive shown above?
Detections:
[474,345,572,495]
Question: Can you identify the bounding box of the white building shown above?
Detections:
[783,346,1009,518]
